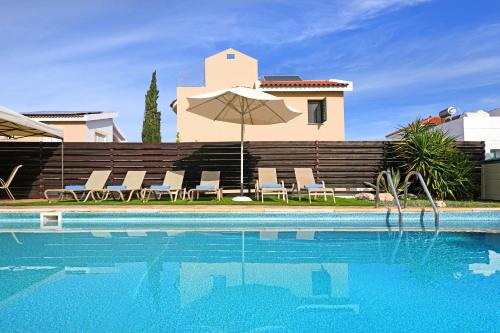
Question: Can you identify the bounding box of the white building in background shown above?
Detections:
[386,108,500,159]
[436,109,500,159]
[19,111,127,142]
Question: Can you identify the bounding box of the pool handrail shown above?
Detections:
[403,171,440,231]
[375,170,403,229]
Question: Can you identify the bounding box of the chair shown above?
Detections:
[255,168,288,203]
[0,165,22,200]
[187,171,223,200]
[142,170,186,202]
[293,168,335,204]
[98,171,146,202]
[44,170,111,202]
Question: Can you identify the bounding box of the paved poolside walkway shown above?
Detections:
[1,200,500,213]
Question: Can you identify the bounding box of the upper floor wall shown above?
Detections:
[204,48,258,89]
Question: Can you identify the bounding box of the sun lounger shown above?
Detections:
[255,168,288,203]
[0,165,22,200]
[97,171,146,202]
[187,171,223,200]
[293,167,335,203]
[142,170,186,202]
[44,170,111,202]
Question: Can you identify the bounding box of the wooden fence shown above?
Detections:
[0,141,485,199]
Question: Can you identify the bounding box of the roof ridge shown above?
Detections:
[260,80,349,87]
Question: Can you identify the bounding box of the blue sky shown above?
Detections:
[1,0,500,141]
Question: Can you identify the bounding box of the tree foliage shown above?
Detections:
[142,71,161,143]
[393,119,473,200]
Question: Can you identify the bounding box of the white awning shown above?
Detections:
[0,105,64,139]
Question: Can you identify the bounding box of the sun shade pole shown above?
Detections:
[240,105,245,196]
[61,139,65,188]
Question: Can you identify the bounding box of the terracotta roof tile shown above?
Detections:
[421,116,445,126]
[25,114,85,118]
[23,111,105,118]
[385,116,445,138]
[260,80,349,87]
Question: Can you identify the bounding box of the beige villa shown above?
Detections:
[4,111,127,142]
[171,48,352,142]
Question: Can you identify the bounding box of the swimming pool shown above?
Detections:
[0,212,498,332]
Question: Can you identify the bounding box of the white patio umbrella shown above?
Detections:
[186,86,301,201]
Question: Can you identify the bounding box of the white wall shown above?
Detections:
[437,116,500,159]
[86,118,114,142]
[463,117,500,157]
[437,118,465,140]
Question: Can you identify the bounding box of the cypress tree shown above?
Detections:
[142,70,161,143]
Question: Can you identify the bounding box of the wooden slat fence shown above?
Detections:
[0,141,484,199]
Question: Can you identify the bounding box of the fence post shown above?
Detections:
[315,140,320,179]
[110,145,114,180]
[39,142,44,199]
[383,141,389,171]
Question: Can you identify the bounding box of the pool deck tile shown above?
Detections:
[1,204,500,213]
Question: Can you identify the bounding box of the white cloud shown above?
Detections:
[3,0,429,63]
[41,30,160,62]
[288,0,431,42]
[356,55,500,92]
[333,22,500,93]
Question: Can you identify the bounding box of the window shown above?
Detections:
[94,131,107,142]
[226,53,235,59]
[308,99,327,124]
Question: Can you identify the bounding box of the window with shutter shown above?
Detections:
[321,99,327,123]
[308,99,327,124]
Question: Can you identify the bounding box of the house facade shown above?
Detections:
[171,48,352,142]
[15,111,126,142]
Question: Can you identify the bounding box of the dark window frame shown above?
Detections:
[308,99,327,124]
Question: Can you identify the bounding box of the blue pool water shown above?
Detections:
[0,229,498,332]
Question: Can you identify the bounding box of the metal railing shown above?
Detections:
[375,170,403,229]
[403,171,440,231]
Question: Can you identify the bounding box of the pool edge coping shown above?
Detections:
[2,205,500,213]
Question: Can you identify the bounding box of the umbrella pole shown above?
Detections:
[61,139,64,188]
[240,114,244,196]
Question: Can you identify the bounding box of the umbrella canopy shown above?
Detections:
[187,86,301,125]
[187,87,301,198]
[0,105,64,139]
[0,105,65,188]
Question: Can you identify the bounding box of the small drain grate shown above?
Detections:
[40,212,62,229]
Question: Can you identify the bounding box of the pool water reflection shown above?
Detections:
[0,231,498,332]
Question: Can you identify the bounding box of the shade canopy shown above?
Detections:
[186,86,301,125]
[0,105,64,139]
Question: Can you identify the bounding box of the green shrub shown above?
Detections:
[364,167,405,197]
[393,119,473,200]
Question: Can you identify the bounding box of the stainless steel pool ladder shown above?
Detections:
[375,170,403,229]
[403,171,440,230]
